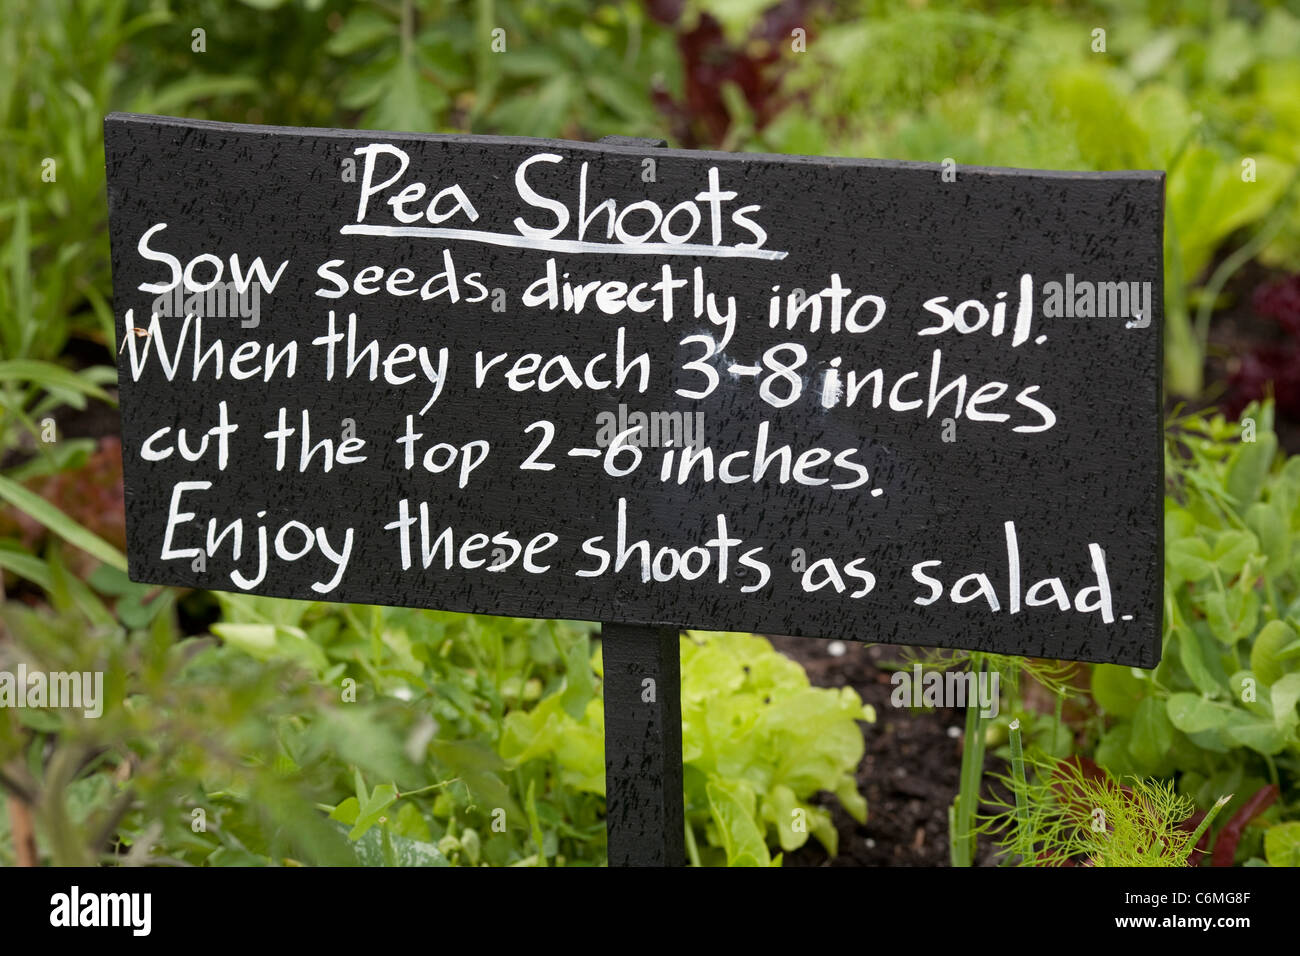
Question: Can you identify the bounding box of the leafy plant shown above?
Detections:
[759,2,1300,397]
[499,630,875,866]
[0,557,411,867]
[983,730,1230,867]
[1,499,874,867]
[1088,400,1300,863]
[320,0,674,139]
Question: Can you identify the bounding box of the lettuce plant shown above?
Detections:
[501,630,874,866]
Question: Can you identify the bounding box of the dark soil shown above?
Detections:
[769,634,1000,867]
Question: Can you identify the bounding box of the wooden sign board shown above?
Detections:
[105,114,1163,668]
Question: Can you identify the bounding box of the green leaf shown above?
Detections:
[1178,623,1227,695]
[1269,673,1300,730]
[1226,433,1277,511]
[1245,502,1288,574]
[1167,537,1213,583]
[807,806,838,858]
[347,826,450,866]
[0,546,53,589]
[328,797,361,826]
[1251,620,1299,686]
[1205,19,1256,86]
[1230,671,1271,719]
[557,629,594,720]
[1167,694,1236,734]
[1224,718,1287,755]
[0,475,127,570]
[706,778,772,867]
[1128,697,1174,772]
[370,55,441,133]
[325,10,394,56]
[587,74,653,122]
[0,359,111,403]
[429,739,522,820]
[834,774,868,825]
[348,782,399,840]
[1211,529,1259,577]
[150,75,260,113]
[1091,663,1146,718]
[206,847,269,867]
[211,622,329,673]
[762,784,808,853]
[1197,569,1260,645]
[1264,822,1300,867]
[1128,36,1180,85]
[1093,724,1138,779]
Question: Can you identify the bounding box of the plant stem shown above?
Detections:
[1009,718,1031,865]
[684,817,701,867]
[947,804,959,865]
[1186,794,1233,861]
[951,656,988,866]
[397,778,460,799]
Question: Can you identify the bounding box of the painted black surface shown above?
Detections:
[105,113,1164,666]
[601,622,684,866]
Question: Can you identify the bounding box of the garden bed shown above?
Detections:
[770,635,998,867]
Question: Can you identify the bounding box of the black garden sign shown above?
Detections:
[105,113,1163,863]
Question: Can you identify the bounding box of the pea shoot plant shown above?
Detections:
[955,401,1300,867]
[1082,401,1300,864]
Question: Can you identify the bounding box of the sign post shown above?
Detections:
[590,137,685,868]
[105,114,1163,866]
[601,623,684,866]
